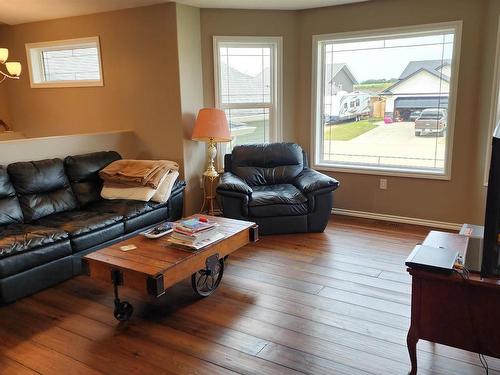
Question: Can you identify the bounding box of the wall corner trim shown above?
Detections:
[331,208,463,230]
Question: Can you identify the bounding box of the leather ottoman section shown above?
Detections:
[0,256,73,305]
[71,222,124,253]
[0,240,72,278]
[124,207,168,233]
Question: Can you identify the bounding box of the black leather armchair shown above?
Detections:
[217,143,339,235]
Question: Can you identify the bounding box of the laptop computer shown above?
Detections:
[405,245,459,273]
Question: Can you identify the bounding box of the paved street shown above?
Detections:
[323,121,446,170]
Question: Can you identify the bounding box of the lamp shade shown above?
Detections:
[192,108,231,142]
[6,62,21,77]
[0,48,8,64]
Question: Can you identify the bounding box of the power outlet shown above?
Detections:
[199,176,204,189]
[379,178,388,190]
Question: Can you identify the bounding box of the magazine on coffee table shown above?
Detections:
[168,231,225,251]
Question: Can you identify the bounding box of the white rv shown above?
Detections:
[324,91,371,124]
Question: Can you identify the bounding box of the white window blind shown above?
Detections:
[26,37,103,88]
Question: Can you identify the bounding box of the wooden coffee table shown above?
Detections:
[82,215,258,321]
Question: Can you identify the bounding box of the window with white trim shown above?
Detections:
[312,23,461,178]
[26,37,103,88]
[214,36,282,150]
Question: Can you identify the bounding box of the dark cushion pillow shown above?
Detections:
[64,151,121,207]
[231,143,304,186]
[0,166,24,226]
[7,158,78,222]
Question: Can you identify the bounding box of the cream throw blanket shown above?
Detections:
[101,170,179,203]
[100,160,179,203]
[99,160,179,189]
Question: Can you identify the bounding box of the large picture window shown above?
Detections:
[214,36,282,150]
[312,22,461,178]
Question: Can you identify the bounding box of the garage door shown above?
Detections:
[394,96,448,109]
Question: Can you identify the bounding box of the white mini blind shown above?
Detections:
[26,37,103,88]
[41,47,100,81]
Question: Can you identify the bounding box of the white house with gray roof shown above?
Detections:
[382,59,450,120]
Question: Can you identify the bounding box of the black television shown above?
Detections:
[482,124,500,277]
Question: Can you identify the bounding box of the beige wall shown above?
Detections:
[176,3,206,215]
[200,0,493,225]
[0,25,11,125]
[0,130,145,164]
[473,0,500,224]
[2,4,185,165]
[200,8,299,142]
[296,0,487,225]
[0,3,206,215]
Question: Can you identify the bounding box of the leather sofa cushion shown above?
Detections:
[87,199,153,219]
[36,210,123,237]
[0,224,69,259]
[231,143,304,186]
[0,166,24,226]
[87,199,169,233]
[37,210,125,252]
[8,158,78,222]
[70,223,124,253]
[0,240,72,279]
[64,151,121,207]
[248,184,308,217]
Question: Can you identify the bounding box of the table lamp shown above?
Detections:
[192,108,231,177]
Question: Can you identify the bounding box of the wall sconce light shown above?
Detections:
[0,48,21,83]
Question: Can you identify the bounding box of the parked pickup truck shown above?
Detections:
[414,108,447,137]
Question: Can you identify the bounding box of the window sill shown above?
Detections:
[29,80,103,89]
[313,162,451,181]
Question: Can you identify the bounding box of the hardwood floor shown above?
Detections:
[0,215,498,375]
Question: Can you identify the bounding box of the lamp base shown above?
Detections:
[203,138,219,178]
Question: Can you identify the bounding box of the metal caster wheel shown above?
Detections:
[114,300,133,321]
[191,258,224,297]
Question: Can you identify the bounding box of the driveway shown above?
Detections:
[323,121,446,169]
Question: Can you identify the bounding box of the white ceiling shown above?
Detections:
[0,0,368,25]
[176,0,368,10]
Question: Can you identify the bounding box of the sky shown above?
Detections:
[328,40,454,82]
[221,33,455,82]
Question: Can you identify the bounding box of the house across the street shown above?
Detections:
[382,59,450,120]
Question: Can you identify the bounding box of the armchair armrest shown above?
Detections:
[294,168,339,194]
[217,172,253,195]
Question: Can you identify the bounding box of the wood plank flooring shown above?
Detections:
[1,215,499,375]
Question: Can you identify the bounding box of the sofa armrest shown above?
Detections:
[294,168,339,194]
[217,172,253,196]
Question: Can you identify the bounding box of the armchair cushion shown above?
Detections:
[231,143,304,186]
[217,172,253,195]
[249,184,308,217]
[294,168,339,194]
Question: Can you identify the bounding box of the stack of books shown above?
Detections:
[168,218,224,250]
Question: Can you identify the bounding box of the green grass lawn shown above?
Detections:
[325,120,379,141]
[354,82,394,94]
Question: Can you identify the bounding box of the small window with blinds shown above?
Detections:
[26,37,103,88]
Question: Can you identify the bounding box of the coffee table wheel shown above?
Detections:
[192,259,224,297]
[114,300,133,321]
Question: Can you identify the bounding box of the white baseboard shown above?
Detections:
[331,208,462,231]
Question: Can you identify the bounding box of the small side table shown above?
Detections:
[200,174,220,216]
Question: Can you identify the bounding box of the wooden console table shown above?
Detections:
[407,231,500,374]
